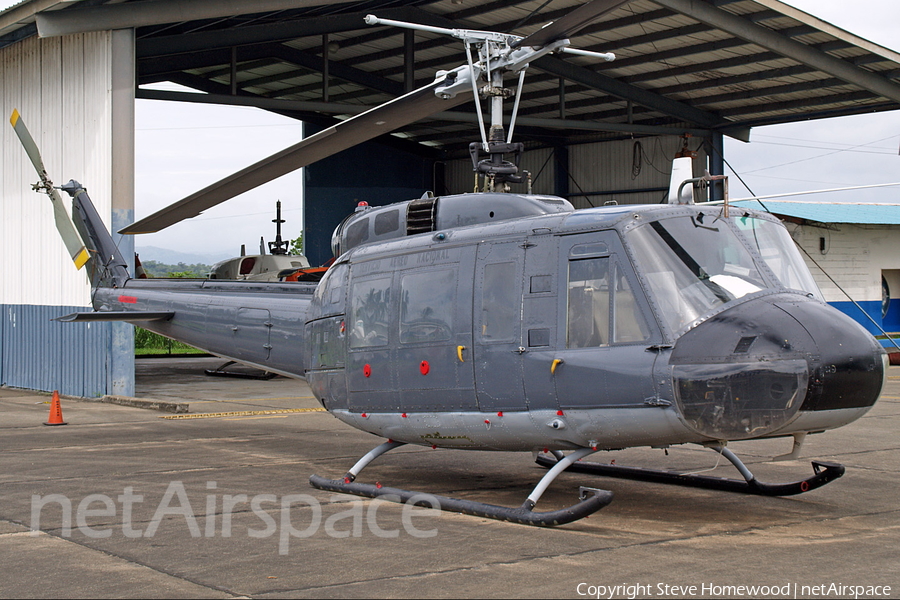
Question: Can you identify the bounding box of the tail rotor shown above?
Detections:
[9,109,90,270]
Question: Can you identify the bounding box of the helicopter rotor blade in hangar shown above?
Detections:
[118,0,632,236]
[119,77,471,235]
[9,109,91,270]
[512,0,629,49]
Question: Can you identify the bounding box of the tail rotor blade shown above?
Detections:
[9,110,91,270]
[10,109,50,182]
[48,185,91,269]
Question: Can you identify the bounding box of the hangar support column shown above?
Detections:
[110,28,136,397]
[709,132,725,202]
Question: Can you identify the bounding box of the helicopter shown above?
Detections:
[205,200,327,283]
[11,0,886,526]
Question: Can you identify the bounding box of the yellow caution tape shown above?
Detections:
[160,407,326,420]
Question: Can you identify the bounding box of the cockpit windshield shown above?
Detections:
[626,212,816,333]
[731,215,823,300]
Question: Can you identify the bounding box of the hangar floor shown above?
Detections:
[1,356,898,599]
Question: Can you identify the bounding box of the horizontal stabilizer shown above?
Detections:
[54,311,175,323]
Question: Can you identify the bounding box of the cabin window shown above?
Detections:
[311,262,347,311]
[567,257,610,348]
[349,276,392,348]
[308,317,346,369]
[400,268,456,344]
[345,218,369,249]
[613,268,651,343]
[481,262,519,341]
[374,210,400,235]
[239,257,256,275]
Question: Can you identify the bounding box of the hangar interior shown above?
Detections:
[2,0,900,396]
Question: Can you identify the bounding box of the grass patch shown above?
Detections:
[135,327,205,355]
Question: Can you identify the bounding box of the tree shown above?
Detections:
[288,234,304,256]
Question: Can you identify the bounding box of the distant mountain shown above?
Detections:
[135,245,234,266]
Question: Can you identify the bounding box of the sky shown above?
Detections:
[721,0,900,203]
[4,0,899,261]
[133,99,306,262]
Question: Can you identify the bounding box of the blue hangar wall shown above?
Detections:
[302,124,439,267]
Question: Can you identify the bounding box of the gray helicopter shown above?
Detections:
[12,0,885,526]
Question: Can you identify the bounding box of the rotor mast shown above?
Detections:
[365,13,616,192]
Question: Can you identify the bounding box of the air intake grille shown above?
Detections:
[406,198,438,235]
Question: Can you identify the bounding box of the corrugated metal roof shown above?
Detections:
[3,0,900,156]
[730,200,900,225]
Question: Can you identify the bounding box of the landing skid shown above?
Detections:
[535,446,844,496]
[309,441,614,527]
[203,360,277,380]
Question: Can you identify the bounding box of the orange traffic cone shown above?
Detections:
[44,391,68,426]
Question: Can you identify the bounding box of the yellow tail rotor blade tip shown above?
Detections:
[73,248,90,270]
[10,109,20,126]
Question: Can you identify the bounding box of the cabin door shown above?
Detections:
[473,241,526,412]
[394,247,477,412]
[551,232,658,410]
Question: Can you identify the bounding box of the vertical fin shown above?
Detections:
[668,156,695,204]
[61,180,130,289]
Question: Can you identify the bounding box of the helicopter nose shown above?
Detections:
[667,294,885,441]
[777,299,886,412]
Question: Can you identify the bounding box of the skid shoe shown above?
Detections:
[310,441,614,527]
[535,446,844,496]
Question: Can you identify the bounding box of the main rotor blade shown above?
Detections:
[121,76,470,235]
[9,110,90,270]
[512,0,632,49]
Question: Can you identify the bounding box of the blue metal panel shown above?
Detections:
[303,123,433,267]
[1,304,111,398]
[885,299,900,333]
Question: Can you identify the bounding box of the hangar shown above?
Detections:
[2,0,900,397]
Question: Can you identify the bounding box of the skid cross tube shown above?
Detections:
[310,443,614,527]
[535,446,844,496]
